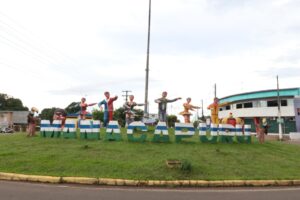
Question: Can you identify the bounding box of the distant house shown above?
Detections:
[0,111,29,128]
[12,111,29,125]
[0,111,13,128]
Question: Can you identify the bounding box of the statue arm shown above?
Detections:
[112,96,118,101]
[98,100,105,107]
[219,102,230,107]
[167,97,181,103]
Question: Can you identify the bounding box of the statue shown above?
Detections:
[179,97,201,123]
[221,112,243,126]
[207,97,228,125]
[53,108,67,128]
[154,91,181,122]
[80,97,96,120]
[98,91,118,126]
[27,107,39,137]
[123,95,144,126]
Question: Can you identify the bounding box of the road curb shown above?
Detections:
[0,172,61,183]
[1,172,300,187]
[62,177,98,185]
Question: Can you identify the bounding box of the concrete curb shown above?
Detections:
[1,172,300,187]
[0,172,61,183]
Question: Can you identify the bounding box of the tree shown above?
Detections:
[133,109,144,121]
[65,102,80,114]
[113,107,126,127]
[112,107,144,127]
[40,108,56,123]
[167,115,178,127]
[0,93,28,111]
[92,109,104,122]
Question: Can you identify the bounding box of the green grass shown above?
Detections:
[0,129,300,181]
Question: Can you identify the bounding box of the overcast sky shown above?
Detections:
[1,0,300,120]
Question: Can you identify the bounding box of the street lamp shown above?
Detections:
[277,75,283,140]
[144,0,151,117]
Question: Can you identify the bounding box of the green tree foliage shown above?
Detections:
[0,93,28,111]
[92,110,104,122]
[167,115,178,127]
[40,108,56,123]
[113,107,126,127]
[65,102,80,114]
[92,107,144,127]
[133,109,144,121]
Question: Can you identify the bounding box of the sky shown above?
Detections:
[1,0,300,121]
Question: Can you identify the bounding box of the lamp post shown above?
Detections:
[277,75,283,140]
[144,0,151,117]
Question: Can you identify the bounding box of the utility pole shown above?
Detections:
[214,83,217,98]
[144,0,151,118]
[201,99,204,118]
[277,75,283,140]
[122,90,132,102]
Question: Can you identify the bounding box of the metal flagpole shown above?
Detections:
[144,0,151,118]
[277,75,283,140]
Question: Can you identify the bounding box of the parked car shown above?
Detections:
[0,127,14,133]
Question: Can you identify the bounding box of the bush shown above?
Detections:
[180,159,192,172]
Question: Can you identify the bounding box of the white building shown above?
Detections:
[218,88,300,133]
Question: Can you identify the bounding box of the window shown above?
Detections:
[236,104,243,109]
[225,105,231,110]
[244,102,253,108]
[281,100,287,106]
[267,100,288,107]
[267,100,278,107]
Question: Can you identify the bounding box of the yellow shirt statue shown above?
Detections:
[207,97,229,125]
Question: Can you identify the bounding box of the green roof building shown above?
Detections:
[218,88,300,134]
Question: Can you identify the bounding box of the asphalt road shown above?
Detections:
[1,180,300,200]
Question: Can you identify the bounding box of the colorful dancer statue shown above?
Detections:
[207,97,228,125]
[80,97,96,120]
[155,91,181,122]
[53,108,67,128]
[221,112,243,127]
[98,91,118,126]
[179,97,200,123]
[123,95,144,126]
[27,107,39,137]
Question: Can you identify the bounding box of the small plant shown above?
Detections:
[180,159,192,172]
[82,144,89,149]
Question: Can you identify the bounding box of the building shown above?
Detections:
[218,88,300,133]
[0,111,13,128]
[0,111,29,130]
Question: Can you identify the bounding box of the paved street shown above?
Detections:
[1,180,300,200]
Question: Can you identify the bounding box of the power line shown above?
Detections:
[0,11,83,78]
[0,12,83,95]
[0,11,75,64]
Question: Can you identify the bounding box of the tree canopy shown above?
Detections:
[65,102,80,114]
[0,93,28,111]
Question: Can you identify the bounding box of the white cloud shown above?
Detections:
[0,0,300,121]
